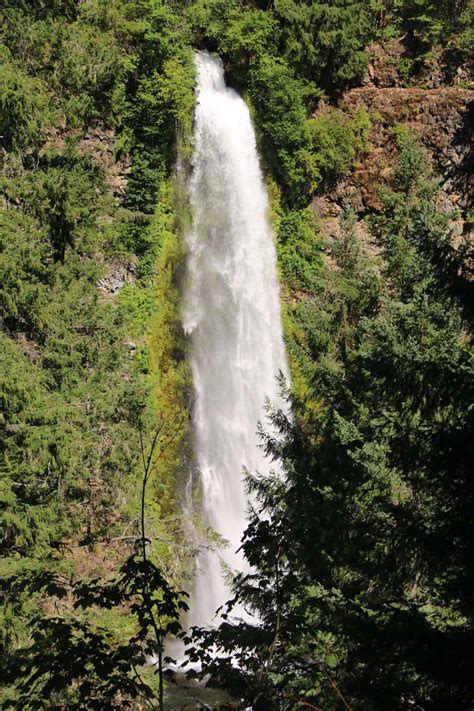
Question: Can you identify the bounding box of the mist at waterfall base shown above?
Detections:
[182,51,288,631]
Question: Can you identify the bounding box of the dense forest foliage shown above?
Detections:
[1,0,473,709]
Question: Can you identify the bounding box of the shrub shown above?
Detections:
[0,47,53,151]
[308,105,371,186]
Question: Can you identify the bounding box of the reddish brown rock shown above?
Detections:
[324,86,473,213]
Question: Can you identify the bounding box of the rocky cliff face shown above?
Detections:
[313,43,474,264]
[339,86,473,214]
[313,45,473,254]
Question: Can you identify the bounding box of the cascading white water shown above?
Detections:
[182,51,288,628]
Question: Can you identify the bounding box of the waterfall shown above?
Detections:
[182,51,288,628]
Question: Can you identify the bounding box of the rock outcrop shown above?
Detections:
[313,83,473,252]
[339,86,473,214]
[96,258,137,297]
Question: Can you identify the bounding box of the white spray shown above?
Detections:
[182,51,288,628]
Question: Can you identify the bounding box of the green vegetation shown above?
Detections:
[1,0,195,706]
[392,0,473,52]
[273,0,370,89]
[188,126,473,711]
[4,433,188,710]
[308,105,371,186]
[1,0,473,708]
